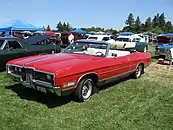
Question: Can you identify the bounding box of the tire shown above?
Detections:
[132,64,143,79]
[73,78,93,102]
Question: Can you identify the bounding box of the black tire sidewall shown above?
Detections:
[133,64,143,79]
[74,78,93,102]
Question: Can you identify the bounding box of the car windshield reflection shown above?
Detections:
[63,42,108,57]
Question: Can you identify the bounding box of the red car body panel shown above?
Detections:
[7,52,151,91]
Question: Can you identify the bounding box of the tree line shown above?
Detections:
[44,13,173,34]
[123,13,173,34]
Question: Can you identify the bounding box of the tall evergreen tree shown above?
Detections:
[140,23,146,32]
[145,17,152,32]
[125,13,135,26]
[152,13,160,28]
[56,21,63,32]
[134,16,141,33]
[159,13,166,30]
[165,21,173,33]
[62,22,67,31]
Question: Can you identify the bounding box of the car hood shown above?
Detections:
[8,52,102,74]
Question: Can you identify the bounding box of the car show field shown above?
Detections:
[0,44,173,129]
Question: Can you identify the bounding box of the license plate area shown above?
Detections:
[37,86,47,93]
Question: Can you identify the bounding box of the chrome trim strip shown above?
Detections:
[9,72,21,78]
[99,70,134,82]
[32,79,53,88]
[62,86,76,91]
[99,64,137,75]
[7,64,23,68]
[34,69,54,75]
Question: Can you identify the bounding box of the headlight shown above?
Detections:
[46,74,52,81]
[19,68,22,73]
[14,67,17,72]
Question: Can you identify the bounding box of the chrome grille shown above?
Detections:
[25,69,33,83]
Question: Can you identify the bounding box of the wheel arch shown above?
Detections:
[76,72,99,86]
[136,62,145,74]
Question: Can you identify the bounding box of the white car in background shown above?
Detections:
[86,35,116,47]
[114,35,148,52]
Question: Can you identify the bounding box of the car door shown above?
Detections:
[1,40,27,68]
[124,38,137,48]
[99,55,131,81]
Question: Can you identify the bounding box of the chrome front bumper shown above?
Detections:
[8,72,62,96]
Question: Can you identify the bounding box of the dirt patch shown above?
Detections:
[143,62,173,85]
[145,62,173,72]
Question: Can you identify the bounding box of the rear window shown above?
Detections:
[116,38,130,42]
[88,37,98,40]
[0,40,4,47]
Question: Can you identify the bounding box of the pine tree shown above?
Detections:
[134,16,141,33]
[125,13,134,26]
[152,13,160,28]
[145,17,152,32]
[56,21,63,32]
[159,13,166,30]
[62,22,67,32]
[165,21,173,33]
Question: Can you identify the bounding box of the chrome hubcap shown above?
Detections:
[136,66,142,77]
[82,79,92,99]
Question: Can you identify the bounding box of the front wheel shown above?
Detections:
[132,64,143,79]
[73,78,93,102]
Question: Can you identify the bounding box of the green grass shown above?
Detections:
[0,46,173,129]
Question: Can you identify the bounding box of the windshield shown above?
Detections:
[88,37,98,40]
[116,38,131,42]
[0,40,4,48]
[63,42,108,57]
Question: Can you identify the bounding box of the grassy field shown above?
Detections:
[0,44,173,129]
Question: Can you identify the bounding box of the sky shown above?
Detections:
[0,0,173,30]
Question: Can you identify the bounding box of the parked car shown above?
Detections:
[6,40,151,102]
[155,35,173,58]
[157,34,173,44]
[0,36,61,69]
[86,34,116,48]
[115,35,148,52]
[155,41,173,59]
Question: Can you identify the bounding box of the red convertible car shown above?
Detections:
[6,40,151,102]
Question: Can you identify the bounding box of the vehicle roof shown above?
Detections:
[75,39,109,44]
[88,35,110,38]
[0,37,19,40]
[24,35,53,44]
[117,35,141,39]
